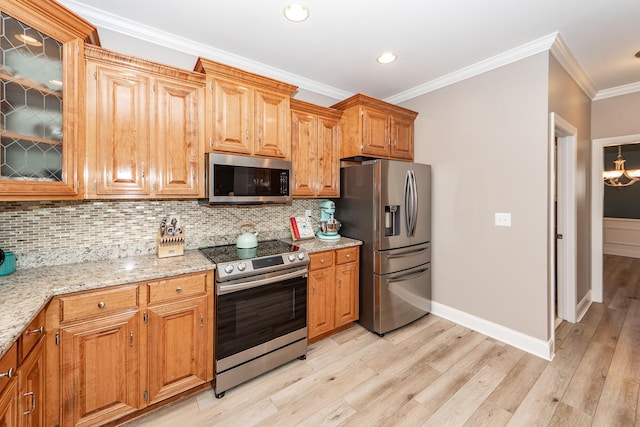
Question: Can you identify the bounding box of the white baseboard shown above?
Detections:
[431,302,554,361]
[603,217,640,258]
[576,290,592,323]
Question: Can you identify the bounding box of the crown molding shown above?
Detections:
[58,0,352,101]
[549,34,597,99]
[593,81,640,101]
[385,32,559,104]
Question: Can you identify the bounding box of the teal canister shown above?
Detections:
[0,249,16,276]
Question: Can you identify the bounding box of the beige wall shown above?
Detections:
[400,53,550,340]
[547,56,592,310]
[592,92,640,139]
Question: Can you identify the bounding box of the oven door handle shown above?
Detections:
[217,269,308,295]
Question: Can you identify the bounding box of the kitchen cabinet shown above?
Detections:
[44,271,214,426]
[17,338,44,427]
[331,93,418,161]
[307,246,359,342]
[290,99,342,198]
[146,274,209,405]
[0,343,17,427]
[85,45,205,198]
[0,0,98,200]
[195,58,297,159]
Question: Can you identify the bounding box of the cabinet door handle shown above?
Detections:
[141,163,145,178]
[258,130,262,142]
[97,302,105,308]
[209,137,213,147]
[130,331,134,347]
[200,313,204,328]
[0,367,14,379]
[312,285,315,296]
[245,129,249,141]
[338,278,342,288]
[27,326,44,334]
[22,392,36,415]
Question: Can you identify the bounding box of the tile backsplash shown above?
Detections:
[0,199,322,269]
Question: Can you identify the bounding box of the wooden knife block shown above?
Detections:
[157,229,185,258]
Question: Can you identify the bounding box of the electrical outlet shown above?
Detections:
[305,210,312,219]
[495,213,511,227]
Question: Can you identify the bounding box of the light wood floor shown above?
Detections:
[123,254,640,426]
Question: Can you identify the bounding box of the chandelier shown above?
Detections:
[603,145,640,188]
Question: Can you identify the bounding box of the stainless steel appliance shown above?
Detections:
[200,240,309,398]
[201,153,292,205]
[335,159,431,335]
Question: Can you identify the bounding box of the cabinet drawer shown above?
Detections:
[309,251,335,270]
[0,342,17,394]
[147,272,207,304]
[336,247,359,264]
[60,285,139,323]
[19,309,45,362]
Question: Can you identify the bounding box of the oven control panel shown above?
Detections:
[216,251,309,282]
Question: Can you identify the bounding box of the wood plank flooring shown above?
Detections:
[123,254,640,426]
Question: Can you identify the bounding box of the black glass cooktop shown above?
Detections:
[200,240,301,264]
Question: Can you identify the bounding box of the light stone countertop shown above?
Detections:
[0,250,214,359]
[0,237,362,359]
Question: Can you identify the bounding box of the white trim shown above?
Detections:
[576,290,593,323]
[550,113,578,326]
[603,217,640,258]
[58,0,352,101]
[594,82,640,101]
[431,302,554,361]
[385,33,558,104]
[591,134,640,303]
[549,35,597,99]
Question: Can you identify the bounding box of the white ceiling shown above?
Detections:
[59,0,640,103]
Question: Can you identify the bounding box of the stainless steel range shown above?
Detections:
[200,240,309,398]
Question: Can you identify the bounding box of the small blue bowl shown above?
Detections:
[0,251,16,276]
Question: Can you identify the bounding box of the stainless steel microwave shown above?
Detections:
[201,153,292,205]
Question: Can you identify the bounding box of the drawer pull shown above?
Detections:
[320,259,325,264]
[176,287,182,293]
[200,313,204,328]
[22,391,36,415]
[346,254,351,259]
[27,326,44,334]
[97,302,106,309]
[0,367,14,379]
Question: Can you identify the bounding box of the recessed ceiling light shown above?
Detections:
[284,4,309,22]
[14,34,42,47]
[377,52,397,64]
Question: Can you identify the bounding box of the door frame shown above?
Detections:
[549,113,577,340]
[591,133,640,303]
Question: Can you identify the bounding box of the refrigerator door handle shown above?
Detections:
[386,267,430,284]
[404,170,412,236]
[384,246,429,259]
[410,170,418,236]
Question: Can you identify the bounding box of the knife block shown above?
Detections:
[157,228,185,258]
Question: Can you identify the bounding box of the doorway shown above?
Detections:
[549,113,577,344]
[591,134,640,303]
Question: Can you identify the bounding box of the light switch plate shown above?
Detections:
[495,212,511,227]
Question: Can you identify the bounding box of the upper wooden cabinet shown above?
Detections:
[0,0,98,200]
[195,58,297,160]
[290,99,342,198]
[331,93,418,161]
[85,46,205,199]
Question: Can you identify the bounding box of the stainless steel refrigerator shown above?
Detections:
[335,159,431,335]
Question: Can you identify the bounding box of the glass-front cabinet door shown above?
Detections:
[0,1,97,199]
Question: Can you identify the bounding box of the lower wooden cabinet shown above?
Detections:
[147,295,208,405]
[60,310,142,426]
[17,338,45,427]
[0,378,17,427]
[45,270,214,426]
[307,246,359,342]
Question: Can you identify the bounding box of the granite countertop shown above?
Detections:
[284,236,362,253]
[0,237,362,360]
[0,250,214,359]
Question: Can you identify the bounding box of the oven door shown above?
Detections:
[216,272,307,362]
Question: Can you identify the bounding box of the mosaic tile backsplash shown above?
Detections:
[0,199,323,269]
